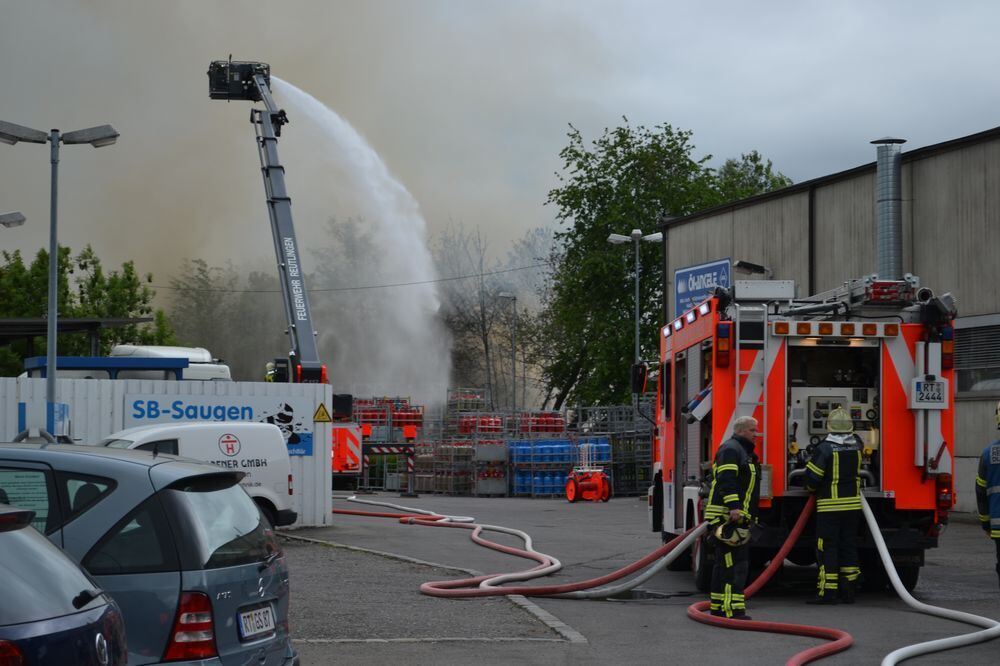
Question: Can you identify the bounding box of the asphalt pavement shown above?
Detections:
[281,494,1000,665]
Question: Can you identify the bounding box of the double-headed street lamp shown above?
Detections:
[0,120,119,433]
[498,292,518,412]
[0,211,26,228]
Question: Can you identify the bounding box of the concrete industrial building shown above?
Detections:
[659,127,1000,512]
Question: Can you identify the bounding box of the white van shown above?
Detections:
[97,422,297,526]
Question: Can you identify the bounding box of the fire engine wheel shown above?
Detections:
[565,477,580,503]
[600,476,611,502]
[692,535,713,593]
[897,564,920,592]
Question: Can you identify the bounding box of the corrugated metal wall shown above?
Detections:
[0,377,333,527]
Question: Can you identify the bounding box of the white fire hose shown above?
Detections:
[861,496,1000,664]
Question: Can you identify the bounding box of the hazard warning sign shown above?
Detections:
[313,403,332,423]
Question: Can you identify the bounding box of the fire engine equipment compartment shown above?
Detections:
[786,340,881,490]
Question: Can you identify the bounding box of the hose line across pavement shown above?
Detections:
[334,494,1000,664]
[335,495,853,665]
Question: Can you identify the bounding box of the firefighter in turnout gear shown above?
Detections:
[804,406,863,604]
[704,416,761,619]
[974,400,1000,589]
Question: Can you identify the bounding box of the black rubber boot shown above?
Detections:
[806,594,839,605]
[838,581,856,605]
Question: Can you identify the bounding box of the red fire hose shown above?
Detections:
[686,496,852,665]
[333,496,852,664]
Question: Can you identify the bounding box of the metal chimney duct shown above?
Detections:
[871,136,906,280]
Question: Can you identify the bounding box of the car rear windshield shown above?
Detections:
[162,475,278,570]
[0,526,105,624]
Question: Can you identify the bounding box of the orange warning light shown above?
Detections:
[862,323,878,336]
[818,323,834,335]
[796,322,812,335]
[840,323,856,336]
[774,321,790,335]
[884,324,899,337]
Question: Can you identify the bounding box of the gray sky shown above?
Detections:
[2,0,999,282]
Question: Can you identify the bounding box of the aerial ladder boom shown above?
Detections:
[208,59,325,383]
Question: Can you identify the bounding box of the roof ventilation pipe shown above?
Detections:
[871,136,906,280]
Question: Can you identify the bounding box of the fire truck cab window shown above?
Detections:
[790,347,878,387]
[660,360,671,421]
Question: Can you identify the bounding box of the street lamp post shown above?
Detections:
[0,120,118,434]
[498,292,517,412]
[608,229,662,411]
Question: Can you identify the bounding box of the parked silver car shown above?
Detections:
[0,503,127,665]
[0,444,298,665]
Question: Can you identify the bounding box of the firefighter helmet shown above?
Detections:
[827,406,854,433]
[714,520,751,547]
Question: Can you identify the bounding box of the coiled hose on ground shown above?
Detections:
[336,495,851,665]
[335,494,999,664]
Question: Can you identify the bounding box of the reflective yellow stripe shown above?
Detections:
[856,452,862,495]
[806,462,825,476]
[715,464,739,474]
[817,538,823,552]
[977,476,988,488]
[743,465,757,515]
[832,452,840,500]
[980,514,991,523]
[723,494,740,504]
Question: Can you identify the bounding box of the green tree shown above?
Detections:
[714,150,793,202]
[541,120,791,409]
[0,245,175,375]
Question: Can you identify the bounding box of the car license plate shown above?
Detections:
[238,605,275,640]
[915,381,944,404]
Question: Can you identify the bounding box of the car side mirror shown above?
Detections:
[630,362,648,395]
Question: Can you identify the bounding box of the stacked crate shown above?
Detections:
[508,411,573,498]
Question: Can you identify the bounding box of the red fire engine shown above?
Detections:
[649,276,957,592]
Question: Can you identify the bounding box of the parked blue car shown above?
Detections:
[0,503,127,665]
[0,444,298,665]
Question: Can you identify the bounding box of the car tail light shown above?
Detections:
[0,510,33,533]
[288,473,294,495]
[0,641,24,666]
[936,474,953,511]
[941,326,954,370]
[716,323,731,368]
[163,592,216,662]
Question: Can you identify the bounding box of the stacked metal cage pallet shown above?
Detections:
[508,411,573,498]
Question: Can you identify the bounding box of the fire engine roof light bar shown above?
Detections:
[698,302,711,316]
[672,319,683,331]
[685,311,697,324]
